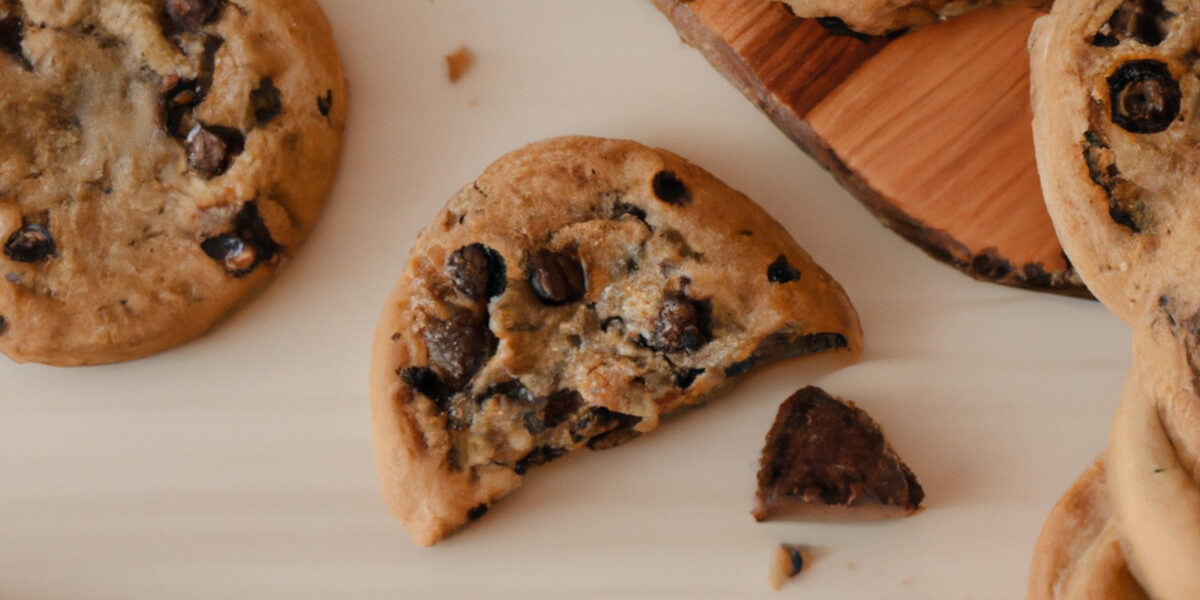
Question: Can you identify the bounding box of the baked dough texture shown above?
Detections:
[0,0,346,365]
[1029,0,1200,597]
[370,136,862,546]
[778,0,1013,36]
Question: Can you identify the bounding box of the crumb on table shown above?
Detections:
[768,544,808,590]
[445,45,473,83]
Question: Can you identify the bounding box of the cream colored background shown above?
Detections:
[1,1,1129,598]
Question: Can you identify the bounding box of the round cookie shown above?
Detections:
[369,136,863,546]
[0,0,347,366]
[1029,0,1200,597]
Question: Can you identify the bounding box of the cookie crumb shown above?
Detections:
[445,45,473,83]
[768,544,808,590]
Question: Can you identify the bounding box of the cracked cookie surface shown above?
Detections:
[0,0,346,365]
[369,136,863,546]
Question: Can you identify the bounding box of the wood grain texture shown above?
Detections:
[653,0,1087,297]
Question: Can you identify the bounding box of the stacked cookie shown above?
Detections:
[1028,0,1200,597]
[0,0,346,365]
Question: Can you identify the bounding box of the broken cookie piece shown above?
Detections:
[754,386,923,521]
[370,136,863,546]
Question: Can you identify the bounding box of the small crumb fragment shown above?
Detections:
[445,45,473,83]
[768,543,808,590]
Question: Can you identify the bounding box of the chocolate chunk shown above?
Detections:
[754,386,924,520]
[526,249,586,305]
[317,89,333,117]
[5,223,56,263]
[186,123,245,178]
[513,445,567,475]
[446,243,506,300]
[199,202,279,277]
[423,312,490,388]
[767,254,802,284]
[611,201,647,222]
[674,367,705,389]
[652,170,691,206]
[466,503,489,521]
[724,357,756,377]
[539,389,582,429]
[401,366,446,401]
[1092,0,1168,47]
[250,77,283,124]
[1108,60,1180,134]
[165,0,220,31]
[650,293,711,353]
[0,15,30,69]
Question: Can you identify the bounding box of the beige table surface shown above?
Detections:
[1,1,1130,598]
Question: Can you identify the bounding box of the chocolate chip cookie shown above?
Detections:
[779,0,1012,36]
[0,0,346,365]
[369,136,863,546]
[1029,0,1200,597]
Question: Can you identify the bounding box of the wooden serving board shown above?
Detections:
[653,0,1088,298]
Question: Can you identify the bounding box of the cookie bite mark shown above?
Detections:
[1107,59,1181,135]
[250,76,283,125]
[1092,0,1170,47]
[652,170,692,206]
[4,223,56,263]
[187,123,245,178]
[200,201,279,277]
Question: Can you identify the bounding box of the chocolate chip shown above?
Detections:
[423,312,490,388]
[165,0,220,31]
[526,249,586,305]
[650,293,711,353]
[187,123,245,178]
[674,368,705,389]
[0,315,8,335]
[766,254,802,284]
[199,202,279,277]
[0,15,30,70]
[401,366,446,401]
[1108,60,1180,134]
[160,37,224,138]
[446,243,506,300]
[250,76,282,124]
[539,390,582,429]
[652,170,691,206]
[1092,0,1168,47]
[724,357,756,377]
[317,89,333,117]
[5,223,56,263]
[514,445,567,475]
[466,503,489,521]
[611,201,647,222]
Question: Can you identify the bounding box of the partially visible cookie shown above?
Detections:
[752,386,923,521]
[370,136,863,546]
[0,0,347,365]
[778,0,1014,36]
